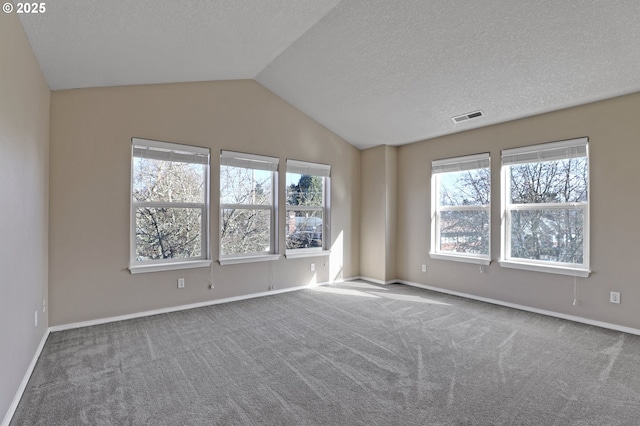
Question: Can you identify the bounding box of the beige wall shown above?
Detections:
[384,145,398,281]
[5,10,640,419]
[360,145,397,282]
[49,80,360,326]
[0,11,50,422]
[360,146,385,280]
[397,92,640,329]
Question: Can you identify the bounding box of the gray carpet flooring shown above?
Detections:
[11,281,640,425]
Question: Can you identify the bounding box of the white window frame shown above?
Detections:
[500,137,590,277]
[430,153,491,265]
[219,150,280,265]
[129,138,211,274]
[285,159,331,259]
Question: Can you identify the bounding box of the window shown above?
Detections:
[285,160,331,258]
[130,138,211,273]
[219,151,279,264]
[431,153,491,264]
[501,137,589,277]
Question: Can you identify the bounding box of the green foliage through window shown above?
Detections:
[286,173,325,250]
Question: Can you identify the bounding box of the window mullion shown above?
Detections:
[220,204,271,210]
[134,201,205,209]
[130,138,210,272]
[430,156,491,260]
[438,205,489,212]
[286,206,323,212]
[509,202,587,211]
[500,140,590,274]
[219,153,279,258]
[285,161,330,251]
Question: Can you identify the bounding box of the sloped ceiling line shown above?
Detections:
[18,0,640,149]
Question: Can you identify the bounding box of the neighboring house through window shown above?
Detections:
[219,150,279,264]
[431,153,491,265]
[130,138,211,273]
[285,159,331,258]
[500,137,590,277]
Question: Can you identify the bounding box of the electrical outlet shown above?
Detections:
[421,264,427,272]
[34,310,38,327]
[177,278,185,289]
[310,263,315,272]
[610,291,621,304]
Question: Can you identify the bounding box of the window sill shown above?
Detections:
[218,254,281,265]
[285,250,331,259]
[499,260,590,277]
[129,260,212,274]
[429,252,491,265]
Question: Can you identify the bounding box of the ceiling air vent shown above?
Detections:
[452,110,484,123]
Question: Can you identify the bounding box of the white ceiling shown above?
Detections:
[19,0,640,149]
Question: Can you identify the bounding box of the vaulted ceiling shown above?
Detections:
[19,0,640,149]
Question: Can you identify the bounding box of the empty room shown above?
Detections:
[2,1,640,424]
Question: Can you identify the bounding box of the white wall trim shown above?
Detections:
[49,277,359,332]
[2,329,50,426]
[356,276,397,285]
[6,276,361,425]
[218,254,281,266]
[498,260,590,278]
[429,252,491,266]
[129,260,212,274]
[9,275,637,426]
[285,250,331,259]
[397,280,640,336]
[52,276,640,335]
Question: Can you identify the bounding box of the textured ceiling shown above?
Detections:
[18,0,640,149]
[18,0,341,88]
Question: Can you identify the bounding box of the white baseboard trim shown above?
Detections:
[2,329,50,426]
[7,276,637,426]
[49,278,356,333]
[397,280,640,336]
[4,276,359,425]
[355,276,396,285]
[333,276,360,285]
